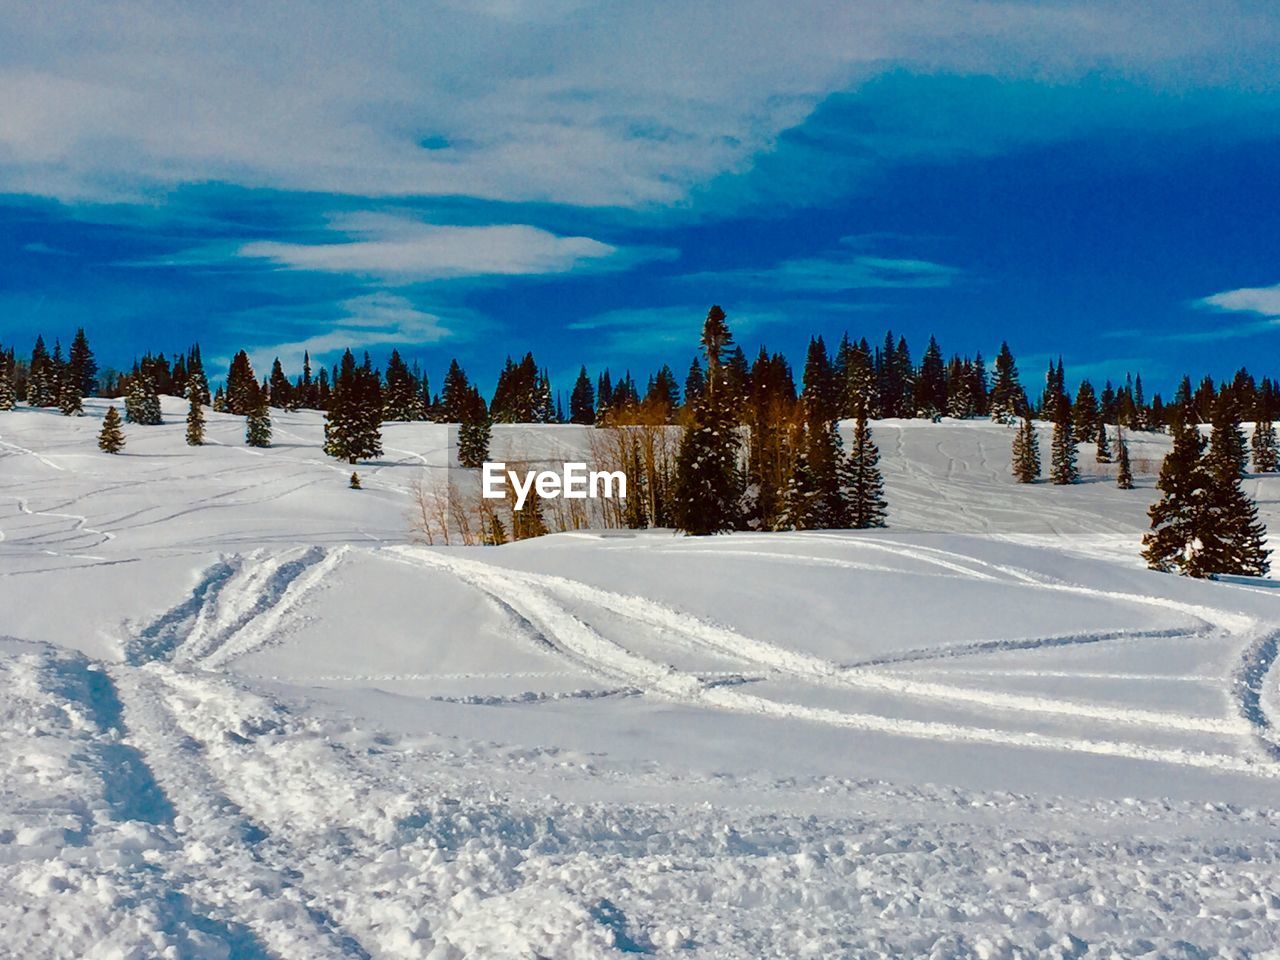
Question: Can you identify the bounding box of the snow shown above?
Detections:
[3,399,1280,957]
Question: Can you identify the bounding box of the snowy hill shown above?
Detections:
[3,399,1280,958]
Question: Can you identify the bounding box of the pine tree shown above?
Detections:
[323,350,383,463]
[673,306,743,535]
[1142,417,1212,575]
[1201,394,1270,576]
[916,336,946,421]
[457,387,491,468]
[58,374,82,416]
[349,472,362,490]
[383,350,420,421]
[1205,392,1248,481]
[569,366,595,424]
[683,359,705,411]
[1252,418,1279,473]
[846,412,887,528]
[225,351,258,415]
[213,386,227,413]
[0,350,15,411]
[791,337,852,528]
[187,344,211,406]
[838,336,877,418]
[1011,416,1040,483]
[98,406,125,453]
[246,388,272,448]
[1095,420,1112,463]
[1050,414,1079,485]
[68,328,97,397]
[1115,428,1134,489]
[988,342,1023,424]
[268,358,293,410]
[185,378,205,446]
[124,370,162,425]
[26,336,54,407]
[440,359,472,422]
[1072,379,1099,443]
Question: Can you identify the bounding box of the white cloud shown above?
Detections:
[1197,282,1280,318]
[0,2,1274,208]
[236,212,630,281]
[240,292,454,372]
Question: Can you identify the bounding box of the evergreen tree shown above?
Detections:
[790,337,853,528]
[185,344,211,406]
[837,335,877,418]
[457,387,491,468]
[98,406,125,453]
[439,359,472,422]
[300,351,315,408]
[1115,428,1134,489]
[246,386,272,448]
[916,336,946,421]
[1142,417,1212,576]
[569,366,595,424]
[970,352,989,417]
[185,377,205,446]
[645,364,681,422]
[1205,391,1248,481]
[124,369,162,425]
[742,348,797,531]
[1011,416,1040,483]
[212,386,227,413]
[683,360,705,411]
[535,369,556,423]
[57,373,83,416]
[26,336,54,407]
[349,472,362,490]
[846,412,887,528]
[673,306,743,535]
[225,350,258,415]
[323,350,383,463]
[0,350,15,411]
[1201,394,1270,576]
[1095,420,1112,463]
[1050,415,1079,485]
[945,356,975,419]
[383,350,420,421]
[1252,418,1279,473]
[1072,380,1099,443]
[268,358,293,410]
[68,328,97,397]
[988,342,1023,423]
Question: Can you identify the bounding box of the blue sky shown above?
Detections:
[2,1,1279,396]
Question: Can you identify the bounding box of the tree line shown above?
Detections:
[0,314,1272,573]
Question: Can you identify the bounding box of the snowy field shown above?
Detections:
[3,398,1280,958]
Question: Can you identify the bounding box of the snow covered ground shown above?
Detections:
[3,398,1280,958]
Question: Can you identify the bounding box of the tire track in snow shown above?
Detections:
[385,547,1273,775]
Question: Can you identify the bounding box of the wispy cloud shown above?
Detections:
[680,241,961,294]
[1182,281,1280,341]
[234,292,455,372]
[1196,282,1280,318]
[235,212,648,283]
[1,3,1275,208]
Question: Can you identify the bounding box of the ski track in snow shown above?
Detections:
[384,545,1280,776]
[126,546,346,668]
